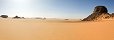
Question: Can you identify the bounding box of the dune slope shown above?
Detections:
[0,19,114,40]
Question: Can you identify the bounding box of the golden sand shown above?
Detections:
[0,19,114,40]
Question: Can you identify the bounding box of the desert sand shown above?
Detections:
[0,18,114,40]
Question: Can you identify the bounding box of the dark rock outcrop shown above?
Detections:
[13,16,21,18]
[0,15,8,18]
[82,6,111,21]
[112,13,114,15]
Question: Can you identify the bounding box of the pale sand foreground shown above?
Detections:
[0,19,114,40]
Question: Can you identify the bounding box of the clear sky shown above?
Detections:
[0,0,114,19]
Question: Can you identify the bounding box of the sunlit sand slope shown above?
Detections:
[0,19,114,40]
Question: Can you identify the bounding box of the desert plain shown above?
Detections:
[0,18,114,40]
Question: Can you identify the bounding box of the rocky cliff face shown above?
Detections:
[82,6,113,21]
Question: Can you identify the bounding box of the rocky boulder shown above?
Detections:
[82,6,111,21]
[13,16,21,18]
[0,15,8,18]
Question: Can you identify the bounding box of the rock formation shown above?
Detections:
[0,15,8,18]
[82,6,112,21]
[112,13,114,16]
[13,16,21,18]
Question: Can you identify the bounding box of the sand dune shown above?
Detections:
[0,18,114,40]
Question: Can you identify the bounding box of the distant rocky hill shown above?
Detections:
[82,6,114,21]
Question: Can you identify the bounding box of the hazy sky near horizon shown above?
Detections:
[0,0,114,18]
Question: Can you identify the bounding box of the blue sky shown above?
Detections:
[0,0,114,19]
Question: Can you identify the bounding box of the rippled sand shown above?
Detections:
[0,18,114,40]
